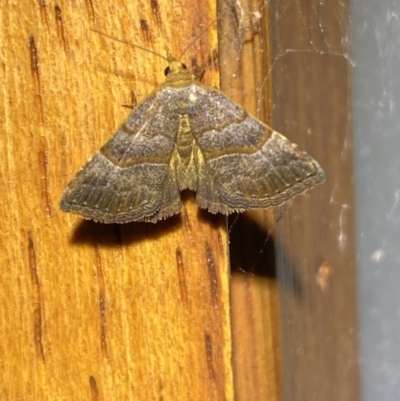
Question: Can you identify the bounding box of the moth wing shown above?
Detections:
[190,87,325,214]
[60,92,181,223]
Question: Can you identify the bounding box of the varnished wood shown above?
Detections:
[219,0,359,400]
[218,1,283,400]
[0,1,232,400]
[271,0,360,398]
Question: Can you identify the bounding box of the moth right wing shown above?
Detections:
[190,86,325,214]
[60,92,181,223]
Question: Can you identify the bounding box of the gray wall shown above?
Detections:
[352,1,400,400]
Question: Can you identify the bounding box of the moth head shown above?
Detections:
[163,57,193,85]
[164,58,188,76]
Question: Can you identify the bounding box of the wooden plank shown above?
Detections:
[0,1,232,400]
[218,0,359,400]
[218,1,283,400]
[269,0,360,400]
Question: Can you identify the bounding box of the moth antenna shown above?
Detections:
[178,19,217,61]
[178,10,228,61]
[91,29,169,62]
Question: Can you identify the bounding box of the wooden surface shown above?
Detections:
[1,0,360,400]
[219,0,359,400]
[218,1,283,401]
[0,1,232,400]
[270,1,360,400]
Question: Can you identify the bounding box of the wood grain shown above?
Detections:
[0,1,232,400]
[271,0,359,400]
[218,1,283,400]
[218,0,359,400]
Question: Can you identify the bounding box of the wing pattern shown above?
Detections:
[60,71,325,223]
[60,90,182,223]
[187,86,325,214]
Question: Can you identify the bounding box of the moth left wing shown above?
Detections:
[60,92,181,223]
[190,86,325,214]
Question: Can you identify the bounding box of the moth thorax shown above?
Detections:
[175,115,197,190]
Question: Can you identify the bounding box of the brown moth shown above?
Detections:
[60,56,325,223]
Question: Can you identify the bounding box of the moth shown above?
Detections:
[60,55,325,223]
